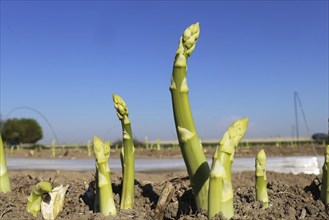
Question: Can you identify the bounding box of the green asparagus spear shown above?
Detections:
[113,94,135,209]
[0,135,10,193]
[87,140,92,157]
[170,22,210,210]
[255,149,269,208]
[51,140,56,157]
[208,118,248,219]
[93,136,116,216]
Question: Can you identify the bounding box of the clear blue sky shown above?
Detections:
[1,1,328,144]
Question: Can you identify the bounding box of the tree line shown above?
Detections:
[0,118,43,144]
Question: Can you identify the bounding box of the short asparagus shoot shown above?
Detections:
[208,118,248,219]
[255,149,269,208]
[0,135,11,193]
[321,145,329,204]
[156,138,161,151]
[87,140,92,157]
[170,22,210,210]
[93,136,116,216]
[113,94,135,209]
[10,146,14,157]
[51,140,56,157]
[26,181,52,217]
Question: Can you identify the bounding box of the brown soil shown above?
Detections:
[0,170,328,219]
[1,144,328,219]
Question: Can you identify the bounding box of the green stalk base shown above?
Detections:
[98,163,116,216]
[170,66,210,210]
[256,177,269,208]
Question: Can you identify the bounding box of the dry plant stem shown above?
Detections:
[208,118,248,219]
[169,22,210,210]
[26,181,52,217]
[255,149,269,208]
[93,136,116,216]
[113,94,135,209]
[321,145,329,204]
[0,135,10,193]
[41,184,69,219]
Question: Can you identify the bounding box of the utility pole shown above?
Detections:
[294,91,299,140]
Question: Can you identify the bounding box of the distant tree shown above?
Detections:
[0,120,3,131]
[1,118,43,144]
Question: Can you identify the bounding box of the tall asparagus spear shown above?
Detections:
[208,118,248,219]
[255,149,269,208]
[321,145,329,204]
[113,94,135,209]
[93,136,116,216]
[0,135,10,193]
[169,22,210,210]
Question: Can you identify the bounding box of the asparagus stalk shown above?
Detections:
[51,140,56,157]
[208,118,248,219]
[113,94,135,209]
[208,159,225,219]
[93,136,116,216]
[0,135,10,193]
[255,149,269,208]
[87,140,92,157]
[170,22,210,210]
[10,146,14,156]
[321,145,329,204]
[156,138,161,151]
[26,181,52,217]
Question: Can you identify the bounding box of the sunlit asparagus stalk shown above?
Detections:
[208,118,248,219]
[87,140,92,157]
[321,145,329,204]
[93,136,116,216]
[51,140,56,157]
[156,138,161,151]
[255,149,269,208]
[26,181,52,217]
[170,22,210,210]
[113,94,135,209]
[10,146,14,157]
[0,135,10,193]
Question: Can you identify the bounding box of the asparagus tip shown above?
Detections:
[227,117,248,145]
[112,94,129,120]
[257,149,266,164]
